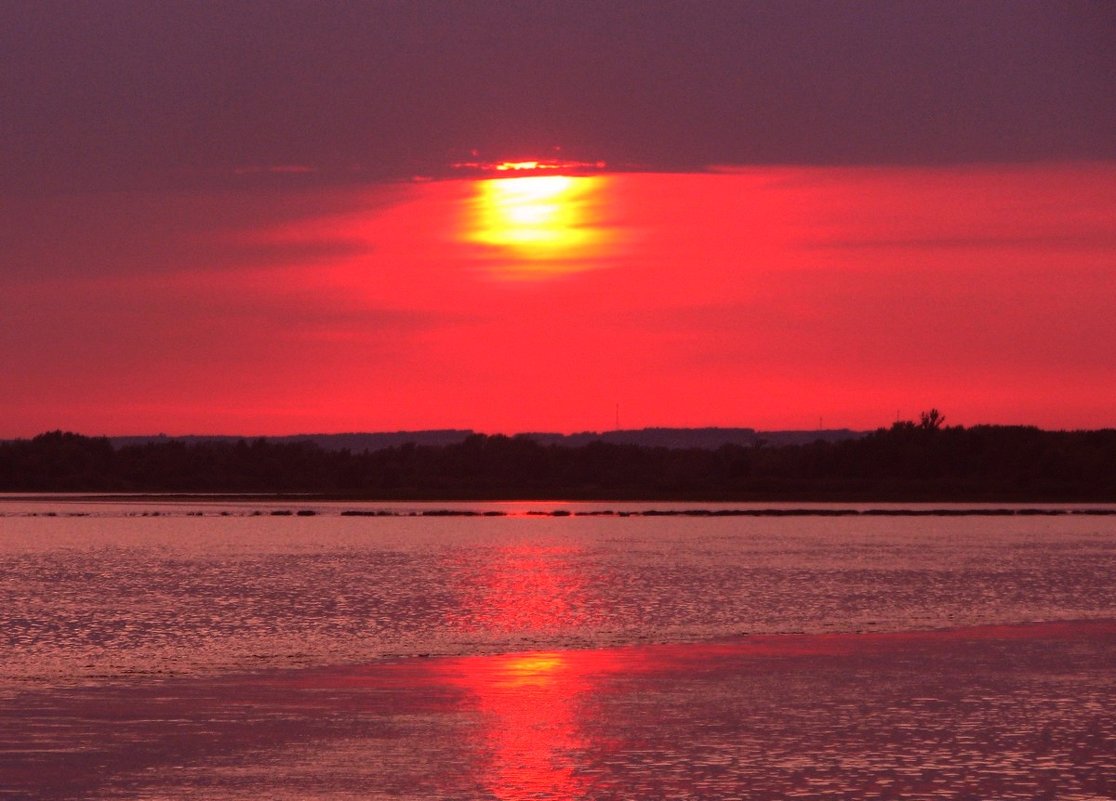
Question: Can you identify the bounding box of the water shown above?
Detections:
[3,499,1115,799]
[3,499,1114,685]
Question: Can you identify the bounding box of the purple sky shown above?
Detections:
[3,1,1113,192]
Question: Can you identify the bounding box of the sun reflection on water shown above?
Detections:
[498,652,567,688]
[440,542,602,798]
[446,648,622,801]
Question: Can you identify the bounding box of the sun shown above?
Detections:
[474,175,587,249]
[464,173,614,278]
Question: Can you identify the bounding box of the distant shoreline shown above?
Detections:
[4,426,1115,501]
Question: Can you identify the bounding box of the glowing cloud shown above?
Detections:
[449,158,609,174]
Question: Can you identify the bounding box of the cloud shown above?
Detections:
[4,3,1115,193]
[1,183,403,281]
[232,165,318,176]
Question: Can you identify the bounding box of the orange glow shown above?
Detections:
[463,175,620,277]
[450,158,608,174]
[495,160,548,171]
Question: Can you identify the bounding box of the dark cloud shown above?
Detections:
[2,1,1113,193]
[0,184,398,279]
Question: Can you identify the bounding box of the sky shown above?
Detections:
[2,1,1114,436]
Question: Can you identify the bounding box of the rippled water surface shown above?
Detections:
[3,498,1115,800]
[3,498,1115,683]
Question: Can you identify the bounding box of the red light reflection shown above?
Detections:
[454,543,590,636]
[441,648,622,800]
[440,541,599,796]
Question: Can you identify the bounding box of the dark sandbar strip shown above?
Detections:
[8,506,1116,518]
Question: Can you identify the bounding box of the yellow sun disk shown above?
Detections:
[466,175,607,262]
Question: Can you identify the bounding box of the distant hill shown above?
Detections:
[108,427,865,452]
[517,427,864,449]
[109,430,477,452]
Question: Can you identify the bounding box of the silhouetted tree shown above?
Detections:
[919,409,946,431]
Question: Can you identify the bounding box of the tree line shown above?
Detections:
[1,414,1114,501]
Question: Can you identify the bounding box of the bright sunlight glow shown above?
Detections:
[465,175,614,278]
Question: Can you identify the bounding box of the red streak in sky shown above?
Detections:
[1,165,1113,435]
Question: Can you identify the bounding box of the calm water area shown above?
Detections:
[3,497,1115,799]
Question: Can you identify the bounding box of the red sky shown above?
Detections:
[3,164,1113,436]
[4,3,1114,436]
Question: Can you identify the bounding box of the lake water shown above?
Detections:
[4,498,1115,685]
[3,498,1115,799]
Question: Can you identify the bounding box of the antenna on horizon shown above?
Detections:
[615,403,620,431]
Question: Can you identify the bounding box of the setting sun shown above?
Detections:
[464,174,617,277]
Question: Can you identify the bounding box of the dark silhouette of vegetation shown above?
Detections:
[2,416,1114,501]
[919,408,945,430]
